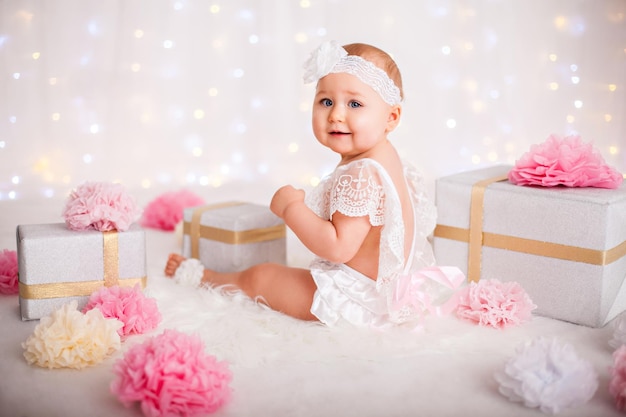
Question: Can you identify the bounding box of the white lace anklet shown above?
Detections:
[174,258,205,287]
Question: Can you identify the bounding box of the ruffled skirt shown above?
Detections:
[309,259,391,328]
[309,259,466,328]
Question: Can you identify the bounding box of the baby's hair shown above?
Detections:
[342,43,404,101]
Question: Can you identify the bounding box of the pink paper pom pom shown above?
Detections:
[508,134,623,189]
[111,329,232,417]
[0,249,19,295]
[609,345,626,411]
[82,285,161,338]
[456,279,536,329]
[63,181,141,232]
[140,189,205,231]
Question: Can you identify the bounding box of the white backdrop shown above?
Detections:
[1,0,624,202]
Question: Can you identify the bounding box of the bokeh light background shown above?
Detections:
[1,0,624,203]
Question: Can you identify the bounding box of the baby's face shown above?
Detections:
[312,72,396,161]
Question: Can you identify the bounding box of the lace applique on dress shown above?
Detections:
[306,160,385,225]
[330,164,385,225]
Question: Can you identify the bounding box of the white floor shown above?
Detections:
[0,194,624,417]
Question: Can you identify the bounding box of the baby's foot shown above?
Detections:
[164,253,187,277]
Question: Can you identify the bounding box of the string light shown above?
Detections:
[0,2,623,201]
[554,16,567,30]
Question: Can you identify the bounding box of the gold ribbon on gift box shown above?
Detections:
[19,231,147,300]
[434,175,626,282]
[183,202,287,259]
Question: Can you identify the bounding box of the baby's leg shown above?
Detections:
[164,254,318,321]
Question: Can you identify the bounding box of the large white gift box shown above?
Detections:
[17,223,147,320]
[182,202,286,272]
[433,165,626,327]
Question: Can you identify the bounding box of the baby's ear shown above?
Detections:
[386,105,402,132]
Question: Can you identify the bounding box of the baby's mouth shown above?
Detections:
[329,130,349,136]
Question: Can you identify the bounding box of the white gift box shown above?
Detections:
[433,165,626,327]
[182,202,286,273]
[17,223,147,320]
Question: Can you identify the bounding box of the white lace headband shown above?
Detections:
[302,41,402,106]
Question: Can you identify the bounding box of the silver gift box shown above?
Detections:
[433,165,626,327]
[17,223,147,320]
[182,202,286,273]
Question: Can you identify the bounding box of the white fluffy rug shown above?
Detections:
[0,200,624,417]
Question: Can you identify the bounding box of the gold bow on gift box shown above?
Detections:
[19,231,146,300]
[183,202,286,259]
[434,175,626,282]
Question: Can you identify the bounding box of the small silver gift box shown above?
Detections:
[433,165,626,327]
[17,223,147,320]
[182,202,286,273]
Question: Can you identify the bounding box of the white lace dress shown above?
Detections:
[305,158,437,327]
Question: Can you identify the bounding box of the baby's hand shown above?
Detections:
[270,185,305,218]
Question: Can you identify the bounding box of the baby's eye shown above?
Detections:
[348,101,362,108]
[320,98,333,107]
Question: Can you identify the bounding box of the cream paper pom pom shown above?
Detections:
[23,301,122,369]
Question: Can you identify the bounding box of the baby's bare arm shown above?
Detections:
[271,186,371,263]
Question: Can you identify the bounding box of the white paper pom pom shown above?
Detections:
[494,337,598,414]
[174,259,205,287]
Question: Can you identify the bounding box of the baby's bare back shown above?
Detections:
[344,141,414,280]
